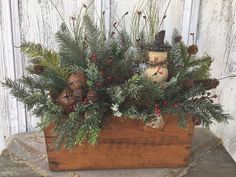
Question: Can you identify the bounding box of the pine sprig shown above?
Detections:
[21,42,71,81]
[1,78,30,101]
[83,15,105,54]
[55,23,87,67]
[1,77,48,110]
[180,99,230,127]
[18,75,47,93]
[168,39,212,81]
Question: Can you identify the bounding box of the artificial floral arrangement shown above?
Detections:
[1,4,229,151]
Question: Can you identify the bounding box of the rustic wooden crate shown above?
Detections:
[44,114,194,171]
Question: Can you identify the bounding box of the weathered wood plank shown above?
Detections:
[160,0,184,42]
[0,0,24,150]
[44,115,194,170]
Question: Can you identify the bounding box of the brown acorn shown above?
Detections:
[33,64,45,74]
[187,45,198,55]
[87,90,98,103]
[58,88,76,113]
[192,117,201,126]
[68,71,87,90]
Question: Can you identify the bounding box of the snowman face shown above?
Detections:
[148,51,168,64]
[145,66,168,83]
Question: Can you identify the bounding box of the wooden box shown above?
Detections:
[44,114,194,171]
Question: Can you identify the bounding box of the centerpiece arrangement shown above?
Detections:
[1,5,229,170]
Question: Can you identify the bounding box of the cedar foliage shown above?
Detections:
[1,11,230,148]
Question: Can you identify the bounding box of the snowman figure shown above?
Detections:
[145,30,172,83]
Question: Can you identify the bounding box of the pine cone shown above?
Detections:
[187,45,198,55]
[183,79,219,90]
[192,117,201,126]
[33,64,45,74]
[87,90,98,103]
[194,79,219,90]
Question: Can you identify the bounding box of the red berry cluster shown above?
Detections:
[154,104,161,116]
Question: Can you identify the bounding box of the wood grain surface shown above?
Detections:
[44,115,194,170]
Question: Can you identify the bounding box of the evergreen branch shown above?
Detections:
[55,23,87,67]
[85,60,100,88]
[1,78,30,102]
[1,77,47,110]
[18,75,47,93]
[21,42,70,80]
[21,42,58,64]
[180,99,230,127]
[83,15,105,53]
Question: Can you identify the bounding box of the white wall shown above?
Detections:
[195,0,236,161]
[0,0,92,151]
[0,0,236,161]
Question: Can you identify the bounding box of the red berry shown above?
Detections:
[91,53,97,62]
[96,83,102,88]
[173,103,178,108]
[163,101,168,106]
[154,104,161,115]
[83,98,89,104]
[107,76,112,82]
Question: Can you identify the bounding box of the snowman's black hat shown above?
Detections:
[146,30,172,52]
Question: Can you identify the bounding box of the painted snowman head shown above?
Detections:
[145,30,172,83]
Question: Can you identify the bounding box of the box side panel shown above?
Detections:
[44,115,194,170]
[46,142,191,170]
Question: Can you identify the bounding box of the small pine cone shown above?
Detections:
[174,35,182,43]
[33,64,45,74]
[187,45,198,55]
[87,90,98,103]
[192,117,201,126]
[183,79,219,90]
[195,79,219,90]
